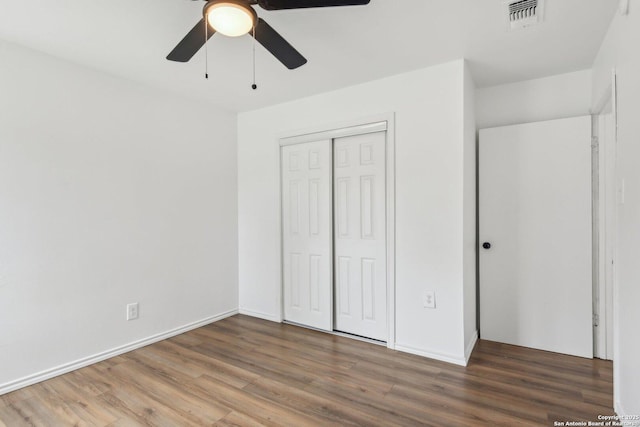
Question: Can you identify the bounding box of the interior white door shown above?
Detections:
[333,132,387,341]
[282,140,332,331]
[479,116,593,358]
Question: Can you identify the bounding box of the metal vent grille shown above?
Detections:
[505,0,543,29]
[509,0,538,22]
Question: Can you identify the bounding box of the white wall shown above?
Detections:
[475,70,592,129]
[0,41,238,392]
[238,60,475,365]
[463,64,477,357]
[591,1,640,416]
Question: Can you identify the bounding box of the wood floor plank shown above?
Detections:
[301,375,426,426]
[234,328,357,371]
[35,379,117,426]
[107,358,231,424]
[193,374,333,427]
[0,387,36,409]
[4,394,77,427]
[386,381,545,426]
[470,350,611,389]
[244,376,388,426]
[0,315,613,426]
[190,341,318,389]
[151,340,260,389]
[214,411,267,427]
[63,368,113,397]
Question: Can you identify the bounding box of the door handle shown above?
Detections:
[482,242,491,249]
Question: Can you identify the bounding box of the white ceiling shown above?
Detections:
[0,0,617,112]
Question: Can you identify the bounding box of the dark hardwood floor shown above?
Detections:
[0,314,613,426]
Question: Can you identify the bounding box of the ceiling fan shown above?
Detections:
[167,0,371,69]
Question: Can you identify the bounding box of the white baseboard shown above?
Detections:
[464,330,479,365]
[395,343,467,366]
[239,308,282,323]
[0,309,238,396]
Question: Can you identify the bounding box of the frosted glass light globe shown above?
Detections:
[207,2,254,37]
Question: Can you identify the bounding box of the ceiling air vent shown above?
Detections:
[505,0,544,30]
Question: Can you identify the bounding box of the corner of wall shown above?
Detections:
[462,60,478,354]
[464,330,479,366]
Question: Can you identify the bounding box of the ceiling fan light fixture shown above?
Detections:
[205,1,257,37]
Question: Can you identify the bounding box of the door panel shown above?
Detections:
[479,116,593,358]
[334,132,387,341]
[282,140,332,331]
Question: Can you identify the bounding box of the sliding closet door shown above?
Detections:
[282,140,333,331]
[334,132,387,341]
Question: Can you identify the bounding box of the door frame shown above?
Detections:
[278,113,397,349]
[592,69,618,361]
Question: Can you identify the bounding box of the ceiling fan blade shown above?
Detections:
[258,0,369,10]
[167,18,215,62]
[252,18,307,69]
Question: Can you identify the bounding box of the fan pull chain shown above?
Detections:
[204,20,209,79]
[251,25,257,90]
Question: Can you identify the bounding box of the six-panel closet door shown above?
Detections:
[282,140,333,331]
[281,131,387,341]
[333,132,387,341]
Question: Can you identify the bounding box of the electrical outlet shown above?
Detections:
[126,303,139,321]
[423,290,436,309]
